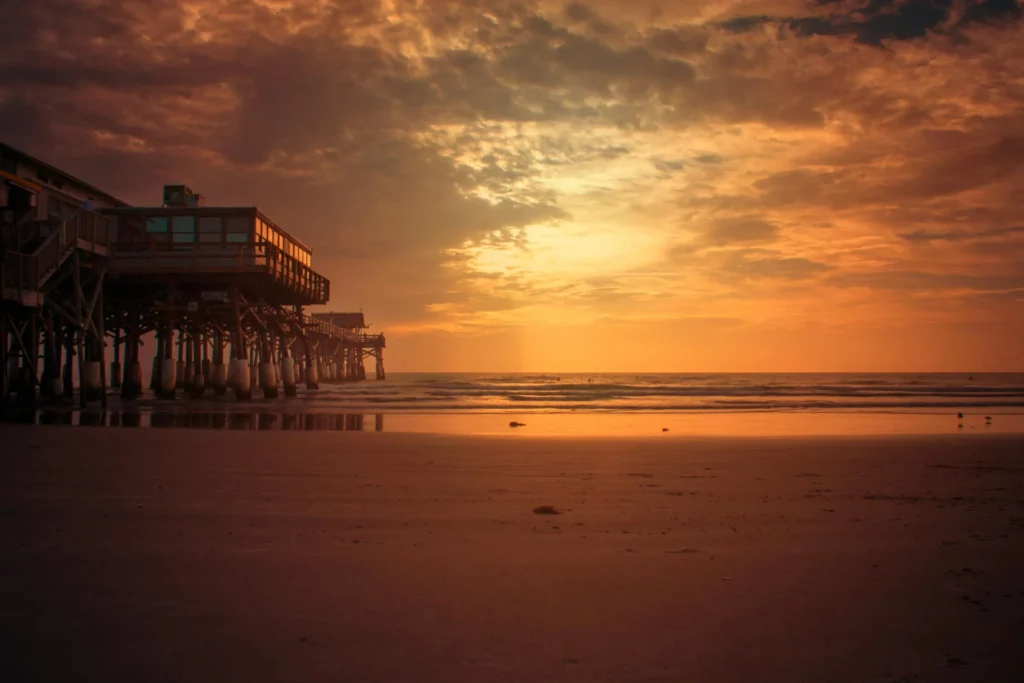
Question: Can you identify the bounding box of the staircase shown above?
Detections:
[1,209,110,305]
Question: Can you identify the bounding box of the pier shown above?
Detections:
[1,143,385,414]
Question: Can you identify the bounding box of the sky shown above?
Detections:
[2,0,1022,372]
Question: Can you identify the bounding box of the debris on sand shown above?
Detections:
[509,421,526,428]
[533,505,561,515]
[661,428,669,432]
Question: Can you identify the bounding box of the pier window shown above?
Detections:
[199,216,222,242]
[146,216,169,242]
[225,215,251,243]
[171,215,195,243]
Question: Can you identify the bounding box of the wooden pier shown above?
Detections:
[1,143,385,414]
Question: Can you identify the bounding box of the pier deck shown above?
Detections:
[2,144,385,413]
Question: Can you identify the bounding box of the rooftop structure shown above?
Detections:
[313,312,367,329]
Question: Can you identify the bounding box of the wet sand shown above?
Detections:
[2,427,1023,682]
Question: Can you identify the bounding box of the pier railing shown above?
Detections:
[0,209,36,252]
[110,240,329,304]
[300,314,386,346]
[2,209,110,300]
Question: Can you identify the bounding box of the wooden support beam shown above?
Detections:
[96,282,107,408]
[72,249,86,409]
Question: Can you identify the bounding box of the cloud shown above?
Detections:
[1,0,1022,368]
[722,252,832,280]
[703,218,780,246]
[830,270,1024,292]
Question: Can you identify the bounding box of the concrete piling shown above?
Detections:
[259,362,277,398]
[213,363,227,395]
[234,359,252,400]
[159,358,177,399]
[282,358,296,397]
[84,361,103,402]
[122,361,143,399]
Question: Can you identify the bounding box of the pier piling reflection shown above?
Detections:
[23,410,384,431]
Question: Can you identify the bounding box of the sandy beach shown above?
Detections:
[2,427,1023,682]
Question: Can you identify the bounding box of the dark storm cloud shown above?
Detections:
[960,0,1022,24]
[564,2,594,22]
[720,0,1022,47]
[645,26,711,56]
[494,31,697,99]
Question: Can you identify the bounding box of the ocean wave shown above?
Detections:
[410,386,1024,400]
[299,373,1024,412]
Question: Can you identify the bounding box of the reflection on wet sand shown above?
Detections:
[16,408,1024,436]
[32,410,385,431]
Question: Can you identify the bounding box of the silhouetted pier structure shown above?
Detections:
[311,311,386,381]
[1,143,385,413]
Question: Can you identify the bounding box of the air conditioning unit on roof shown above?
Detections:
[163,184,202,208]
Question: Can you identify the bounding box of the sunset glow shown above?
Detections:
[4,0,1022,371]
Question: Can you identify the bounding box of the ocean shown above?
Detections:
[19,372,1024,433]
[308,372,1024,413]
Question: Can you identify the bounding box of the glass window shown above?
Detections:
[172,215,195,232]
[172,233,195,243]
[199,231,221,243]
[226,232,248,243]
[147,216,168,233]
[199,216,221,233]
[226,216,250,236]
